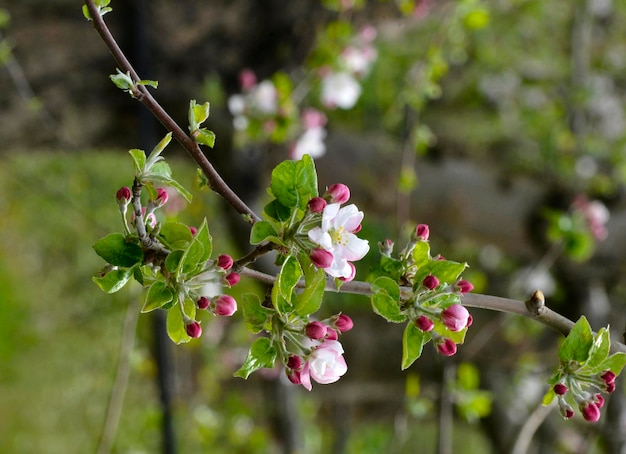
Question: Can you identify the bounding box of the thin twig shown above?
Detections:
[84,0,260,224]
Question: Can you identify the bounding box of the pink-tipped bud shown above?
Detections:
[287,355,303,371]
[553,383,568,395]
[441,304,471,332]
[197,296,210,310]
[595,394,605,409]
[154,188,169,207]
[286,368,302,385]
[601,370,616,384]
[185,321,202,338]
[606,382,616,393]
[224,272,240,287]
[308,197,327,213]
[305,321,327,340]
[378,239,394,257]
[415,224,430,241]
[334,314,354,332]
[217,254,234,270]
[581,402,601,422]
[213,295,237,316]
[326,183,350,204]
[416,315,434,332]
[466,314,474,328]
[325,328,338,341]
[422,275,439,290]
[189,226,197,236]
[456,279,474,294]
[310,248,333,269]
[558,400,575,419]
[116,186,131,204]
[436,338,457,356]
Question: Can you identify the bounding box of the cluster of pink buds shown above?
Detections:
[414,302,473,357]
[186,294,239,339]
[553,370,616,422]
[306,184,370,282]
[116,185,175,232]
[285,313,354,390]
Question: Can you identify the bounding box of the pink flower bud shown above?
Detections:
[456,279,474,294]
[217,254,234,270]
[606,382,616,393]
[224,272,240,287]
[581,402,601,422]
[197,296,210,310]
[189,226,197,236]
[466,314,474,328]
[441,304,471,332]
[422,274,439,290]
[416,315,434,332]
[116,186,131,204]
[310,248,333,268]
[287,355,303,370]
[308,197,327,213]
[326,183,350,204]
[415,224,429,241]
[326,328,338,341]
[213,295,237,316]
[595,394,605,409]
[558,400,575,419]
[334,314,354,332]
[239,69,257,90]
[286,368,302,385]
[378,239,394,257]
[601,370,616,384]
[301,108,327,129]
[436,338,457,356]
[305,321,328,340]
[185,321,202,338]
[553,383,567,395]
[154,188,169,207]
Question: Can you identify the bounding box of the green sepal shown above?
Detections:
[142,281,175,313]
[241,293,274,334]
[92,267,134,293]
[269,155,318,211]
[234,337,277,379]
[558,316,593,363]
[402,323,428,370]
[295,254,326,317]
[93,233,144,267]
[159,222,193,250]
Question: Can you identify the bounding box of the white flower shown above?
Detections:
[308,203,369,279]
[300,340,348,390]
[250,80,278,114]
[321,72,362,109]
[291,127,326,160]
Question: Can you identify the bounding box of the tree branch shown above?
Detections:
[84,0,260,224]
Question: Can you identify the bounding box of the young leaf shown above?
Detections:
[128,148,146,174]
[371,293,406,323]
[597,352,626,376]
[277,255,302,300]
[189,99,210,130]
[234,337,277,379]
[195,129,216,148]
[250,220,280,245]
[165,249,185,274]
[264,199,292,223]
[558,316,594,363]
[585,327,611,371]
[414,259,468,288]
[542,388,557,406]
[138,79,158,89]
[144,133,172,172]
[92,267,134,293]
[166,305,190,344]
[295,255,326,316]
[411,241,431,268]
[402,323,428,370]
[93,233,144,267]
[142,281,175,313]
[371,276,401,301]
[270,155,318,210]
[159,222,193,250]
[241,293,274,334]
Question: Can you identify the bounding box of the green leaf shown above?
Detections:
[402,323,428,370]
[92,267,134,293]
[142,281,175,313]
[585,327,611,371]
[194,219,213,264]
[542,388,557,406]
[371,293,406,323]
[138,79,158,89]
[457,362,480,390]
[189,100,210,130]
[559,316,594,363]
[195,129,216,148]
[371,276,401,301]
[234,337,277,379]
[264,199,292,223]
[270,155,318,210]
[144,133,172,172]
[165,249,185,274]
[295,254,326,316]
[411,241,431,268]
[166,306,189,344]
[597,352,626,376]
[159,222,193,250]
[271,255,301,314]
[250,220,280,245]
[110,69,134,92]
[93,233,144,267]
[241,294,274,334]
[414,259,468,287]
[128,148,146,174]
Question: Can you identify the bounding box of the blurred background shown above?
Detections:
[2,0,626,452]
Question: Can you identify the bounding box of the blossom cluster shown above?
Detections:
[285,314,354,390]
[571,195,609,241]
[553,370,616,422]
[305,183,370,281]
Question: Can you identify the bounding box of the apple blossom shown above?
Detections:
[321,72,362,109]
[307,203,369,280]
[414,223,430,241]
[291,127,326,160]
[239,68,257,90]
[299,340,348,390]
[440,304,471,332]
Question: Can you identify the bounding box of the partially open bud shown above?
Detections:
[326,183,350,204]
[185,321,202,338]
[307,197,327,213]
[154,188,169,207]
[334,314,354,332]
[287,355,303,371]
[305,321,328,340]
[310,248,333,269]
[224,272,240,287]
[217,254,234,270]
[422,274,439,290]
[213,295,237,316]
[436,338,457,356]
[414,224,430,241]
[415,315,434,332]
[440,304,471,332]
[196,296,210,310]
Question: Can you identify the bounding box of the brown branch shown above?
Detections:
[84,0,260,224]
